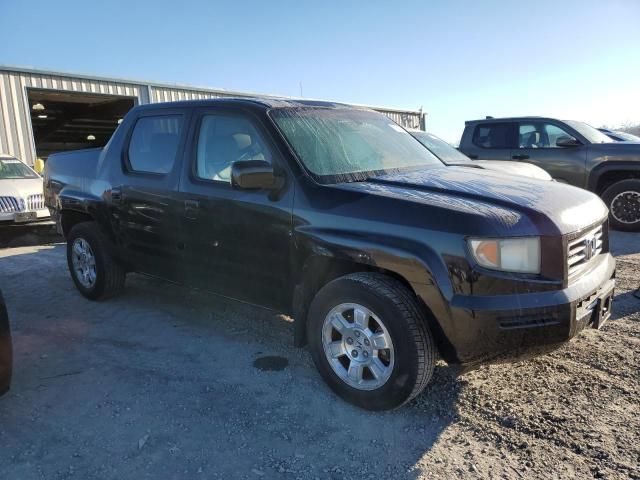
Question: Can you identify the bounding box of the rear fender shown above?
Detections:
[57,189,116,243]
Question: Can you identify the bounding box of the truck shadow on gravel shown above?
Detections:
[611,290,640,319]
[1,245,462,479]
[0,222,61,248]
[609,230,640,256]
[122,275,465,479]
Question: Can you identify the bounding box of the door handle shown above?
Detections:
[111,188,122,202]
[512,154,530,160]
[184,199,200,220]
[467,154,479,159]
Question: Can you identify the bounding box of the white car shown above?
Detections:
[409,131,553,181]
[0,155,50,224]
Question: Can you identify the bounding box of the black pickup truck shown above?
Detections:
[459,117,640,231]
[44,99,615,410]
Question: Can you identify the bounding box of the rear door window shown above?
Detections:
[127,115,184,174]
[472,123,513,149]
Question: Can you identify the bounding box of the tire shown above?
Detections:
[307,272,436,410]
[66,222,125,300]
[601,179,640,232]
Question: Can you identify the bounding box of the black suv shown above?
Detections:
[459,117,640,231]
[44,100,615,410]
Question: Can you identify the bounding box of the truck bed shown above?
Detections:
[43,148,103,210]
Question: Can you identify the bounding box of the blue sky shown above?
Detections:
[1,0,639,142]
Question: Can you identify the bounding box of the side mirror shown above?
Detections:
[556,136,581,148]
[231,160,280,190]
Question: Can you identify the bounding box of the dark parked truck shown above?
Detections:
[0,289,12,397]
[459,116,640,231]
[44,99,615,410]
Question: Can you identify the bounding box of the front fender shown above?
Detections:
[587,160,640,192]
[292,226,458,359]
[294,226,451,291]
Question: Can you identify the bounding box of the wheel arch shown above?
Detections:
[587,162,640,194]
[60,209,95,238]
[55,188,115,242]
[291,247,452,359]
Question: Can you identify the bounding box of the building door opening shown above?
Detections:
[27,88,136,162]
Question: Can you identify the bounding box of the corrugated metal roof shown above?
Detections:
[0,65,425,164]
[1,65,424,114]
[0,68,148,163]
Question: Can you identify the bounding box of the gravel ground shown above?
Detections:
[0,222,58,249]
[0,231,638,480]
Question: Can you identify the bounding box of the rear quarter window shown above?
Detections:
[472,123,512,149]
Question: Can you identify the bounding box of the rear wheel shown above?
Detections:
[307,272,436,410]
[67,222,125,300]
[602,179,640,231]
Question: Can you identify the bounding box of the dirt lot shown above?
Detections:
[0,232,638,480]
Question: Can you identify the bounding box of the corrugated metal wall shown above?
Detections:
[379,110,423,130]
[0,66,425,165]
[151,86,228,103]
[0,69,148,165]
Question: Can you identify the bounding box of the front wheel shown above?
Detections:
[66,222,126,300]
[602,179,640,231]
[307,273,436,410]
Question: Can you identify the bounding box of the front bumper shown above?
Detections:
[0,208,50,224]
[446,253,616,368]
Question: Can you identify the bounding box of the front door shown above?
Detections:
[512,121,588,187]
[177,109,294,311]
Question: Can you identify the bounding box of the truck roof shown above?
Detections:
[465,116,564,124]
[131,97,365,113]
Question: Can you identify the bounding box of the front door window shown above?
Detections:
[518,123,576,149]
[195,114,272,183]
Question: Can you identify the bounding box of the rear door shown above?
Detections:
[511,121,587,186]
[112,109,190,280]
[176,108,294,311]
[462,122,515,160]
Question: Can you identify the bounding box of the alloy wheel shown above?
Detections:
[321,303,395,391]
[71,238,97,289]
[611,190,640,225]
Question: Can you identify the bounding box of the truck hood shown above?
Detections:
[589,141,640,159]
[334,166,607,236]
[0,178,44,199]
[471,160,552,181]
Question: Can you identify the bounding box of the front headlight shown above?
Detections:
[468,237,540,274]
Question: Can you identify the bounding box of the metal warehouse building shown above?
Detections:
[0,65,426,166]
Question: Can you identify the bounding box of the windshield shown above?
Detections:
[563,120,613,144]
[410,131,470,164]
[613,131,640,142]
[270,108,443,183]
[0,158,39,179]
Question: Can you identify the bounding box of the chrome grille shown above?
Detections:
[567,224,603,279]
[27,193,44,210]
[0,196,20,213]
